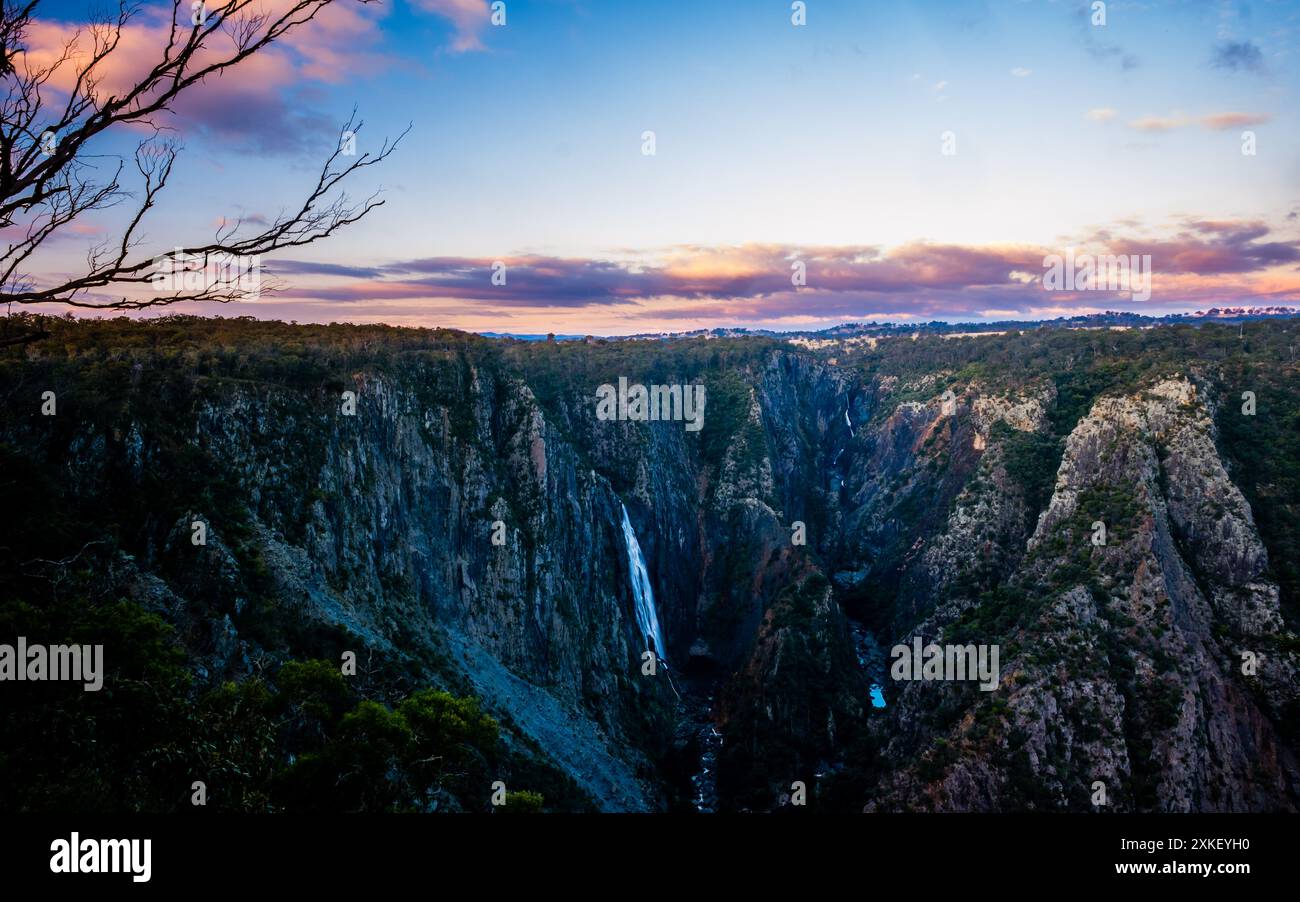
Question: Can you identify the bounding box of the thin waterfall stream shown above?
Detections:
[619,502,680,699]
[619,501,715,809]
[619,501,666,663]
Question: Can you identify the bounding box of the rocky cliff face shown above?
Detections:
[866,376,1300,811]
[16,346,679,810]
[5,320,1299,812]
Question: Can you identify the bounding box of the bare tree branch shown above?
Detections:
[0,0,402,312]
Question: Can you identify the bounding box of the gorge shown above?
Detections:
[2,314,1299,814]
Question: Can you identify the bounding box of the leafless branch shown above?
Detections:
[0,0,401,312]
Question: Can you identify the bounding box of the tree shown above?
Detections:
[0,0,406,345]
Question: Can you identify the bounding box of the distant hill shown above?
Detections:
[576,307,1300,343]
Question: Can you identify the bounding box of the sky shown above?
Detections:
[11,0,1300,334]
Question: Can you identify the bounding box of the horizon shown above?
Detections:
[36,303,1300,342]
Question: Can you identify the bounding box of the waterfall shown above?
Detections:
[619,502,667,662]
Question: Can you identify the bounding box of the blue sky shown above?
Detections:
[16,0,1300,332]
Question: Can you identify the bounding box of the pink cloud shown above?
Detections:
[214,217,1300,332]
[1124,111,1272,132]
[1199,112,1271,131]
[25,214,1300,330]
[1127,114,1190,132]
[18,2,389,152]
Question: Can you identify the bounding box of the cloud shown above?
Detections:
[1086,107,1116,122]
[172,83,339,155]
[1125,112,1272,132]
[214,212,270,229]
[35,221,1300,330]
[267,260,386,279]
[261,221,1300,325]
[1010,67,1032,78]
[288,1,393,82]
[0,219,104,244]
[20,2,390,155]
[263,244,1043,311]
[1099,219,1300,275]
[1199,112,1271,131]
[1127,114,1189,132]
[1211,40,1267,74]
[411,0,492,52]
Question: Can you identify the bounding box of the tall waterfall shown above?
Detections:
[619,502,666,662]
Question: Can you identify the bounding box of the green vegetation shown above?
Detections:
[1216,359,1300,626]
[945,584,1039,646]
[0,584,558,812]
[699,369,755,468]
[993,421,1062,528]
[6,313,1300,813]
[498,790,545,813]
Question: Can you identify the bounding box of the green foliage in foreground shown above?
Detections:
[0,589,552,813]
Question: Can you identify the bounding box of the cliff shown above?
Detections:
[3,317,1298,812]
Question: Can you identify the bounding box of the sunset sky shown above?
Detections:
[16,0,1300,334]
